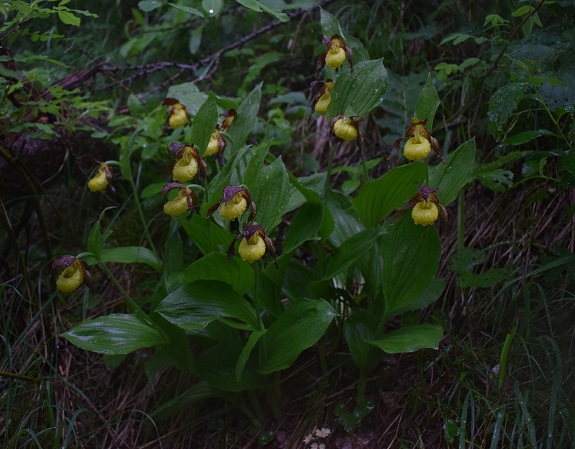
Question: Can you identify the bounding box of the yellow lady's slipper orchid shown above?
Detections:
[394,186,448,234]
[219,192,248,220]
[163,189,190,217]
[163,98,190,129]
[56,260,84,293]
[170,144,206,183]
[318,35,353,72]
[228,224,278,268]
[173,150,199,182]
[204,128,221,156]
[88,163,111,192]
[52,256,91,293]
[207,185,256,223]
[238,234,266,264]
[411,200,439,226]
[404,134,432,161]
[333,118,358,142]
[390,118,445,164]
[163,182,198,218]
[314,80,335,116]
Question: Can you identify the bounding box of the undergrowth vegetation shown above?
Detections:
[1,0,574,448]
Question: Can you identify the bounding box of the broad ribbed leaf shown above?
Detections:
[429,138,476,205]
[326,190,363,246]
[322,228,383,280]
[258,300,336,374]
[191,92,218,154]
[95,246,162,271]
[156,281,260,331]
[251,157,290,233]
[166,82,208,116]
[343,309,379,372]
[62,314,167,355]
[381,215,441,314]
[368,324,443,353]
[488,81,529,138]
[353,162,426,227]
[183,252,254,296]
[151,382,213,420]
[198,342,264,391]
[236,329,266,381]
[415,74,440,130]
[327,59,387,119]
[226,83,262,151]
[282,202,323,253]
[243,141,270,192]
[179,214,234,255]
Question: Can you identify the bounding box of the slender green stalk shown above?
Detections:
[532,85,573,151]
[130,169,159,257]
[253,262,262,323]
[357,367,367,399]
[98,262,146,318]
[457,190,466,250]
[324,142,338,193]
[424,158,430,186]
[265,375,282,421]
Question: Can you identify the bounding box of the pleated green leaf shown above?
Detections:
[258,300,336,374]
[381,214,441,314]
[62,314,167,355]
[353,162,426,227]
[156,281,260,331]
[183,252,254,296]
[327,59,388,119]
[367,324,443,354]
[430,138,476,205]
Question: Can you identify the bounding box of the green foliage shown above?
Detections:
[3,0,574,446]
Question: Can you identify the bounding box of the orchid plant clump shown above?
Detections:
[55,7,476,430]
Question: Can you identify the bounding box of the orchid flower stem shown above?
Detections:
[317,335,327,376]
[265,375,282,421]
[99,263,145,317]
[254,262,262,324]
[357,367,367,399]
[457,189,465,251]
[360,141,369,184]
[424,158,430,186]
[128,174,159,259]
[324,142,338,193]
